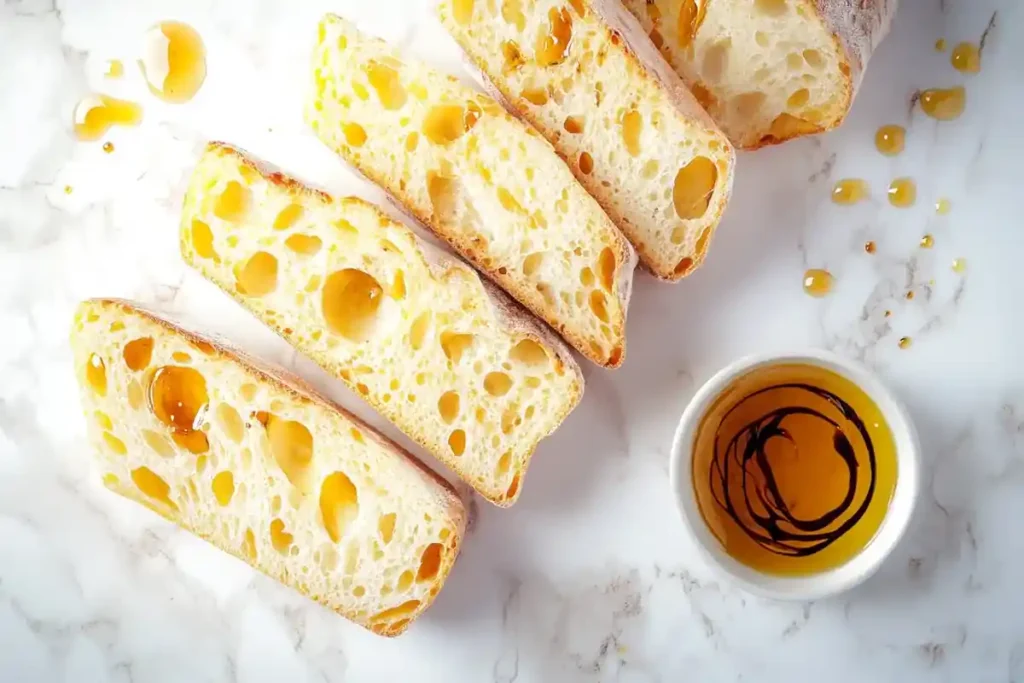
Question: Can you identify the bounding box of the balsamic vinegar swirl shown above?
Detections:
[692,364,897,576]
[708,383,875,557]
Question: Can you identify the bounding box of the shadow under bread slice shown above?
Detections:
[306,14,635,367]
[71,297,466,637]
[180,142,584,506]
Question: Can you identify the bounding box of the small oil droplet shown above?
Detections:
[874,125,905,156]
[102,141,115,154]
[803,268,834,297]
[898,336,912,350]
[952,257,967,273]
[105,59,124,78]
[919,234,934,249]
[935,38,947,52]
[864,241,877,254]
[64,185,73,195]
[935,198,951,215]
[884,310,892,318]
[905,290,915,301]
[139,21,207,104]
[951,42,980,73]
[887,177,917,208]
[919,87,965,121]
[831,179,869,205]
[73,95,143,141]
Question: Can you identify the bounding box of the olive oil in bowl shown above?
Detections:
[691,363,898,576]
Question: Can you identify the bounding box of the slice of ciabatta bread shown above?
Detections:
[622,0,897,149]
[180,142,584,506]
[438,0,736,281]
[306,14,635,366]
[71,298,466,637]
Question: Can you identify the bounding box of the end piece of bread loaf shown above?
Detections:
[180,142,584,506]
[622,0,897,149]
[71,298,466,637]
[438,0,736,280]
[306,14,635,366]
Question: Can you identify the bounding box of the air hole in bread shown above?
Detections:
[497,187,524,213]
[535,7,573,67]
[497,451,512,475]
[673,156,717,220]
[506,473,521,500]
[409,313,431,350]
[621,110,642,156]
[94,410,113,431]
[373,599,420,626]
[214,181,250,222]
[670,226,686,245]
[417,543,444,582]
[123,337,153,372]
[755,0,788,16]
[509,339,548,367]
[405,132,419,152]
[452,0,474,24]
[285,234,322,256]
[786,53,803,71]
[235,251,278,297]
[378,512,396,544]
[803,49,824,69]
[501,408,517,435]
[733,91,766,118]
[787,88,809,109]
[521,252,544,277]
[423,103,481,145]
[320,471,359,543]
[131,466,177,510]
[448,429,466,456]
[150,365,208,452]
[191,219,217,260]
[343,123,367,147]
[322,269,383,342]
[102,431,126,455]
[438,391,460,423]
[264,414,314,493]
[522,85,548,105]
[564,116,584,134]
[484,371,513,396]
[209,470,234,506]
[215,403,244,443]
[273,204,304,231]
[501,0,526,31]
[365,61,407,110]
[579,267,595,287]
[598,247,616,291]
[440,331,474,363]
[270,518,294,554]
[397,570,414,591]
[86,353,107,396]
[427,171,456,217]
[171,351,191,363]
[589,290,609,323]
[754,31,769,48]
[579,151,594,174]
[674,257,695,277]
[242,528,257,562]
[677,0,703,50]
[702,40,730,82]
[502,40,524,72]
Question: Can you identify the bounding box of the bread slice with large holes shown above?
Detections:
[438,0,735,280]
[180,142,583,506]
[71,298,466,637]
[306,14,635,366]
[621,0,897,149]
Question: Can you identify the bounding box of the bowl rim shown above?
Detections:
[668,349,921,601]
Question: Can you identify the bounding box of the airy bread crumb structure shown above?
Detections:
[438,0,735,280]
[180,143,583,506]
[71,298,466,637]
[306,14,636,366]
[622,0,897,148]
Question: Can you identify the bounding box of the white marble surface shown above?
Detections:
[2,0,1023,680]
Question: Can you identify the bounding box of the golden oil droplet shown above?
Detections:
[102,141,114,154]
[935,198,951,215]
[952,257,967,273]
[919,234,934,249]
[73,95,143,141]
[140,21,207,104]
[831,178,869,205]
[898,336,912,350]
[887,177,917,208]
[905,290,915,301]
[884,310,892,318]
[802,268,834,297]
[874,125,905,156]
[64,185,73,195]
[935,38,946,52]
[864,241,876,254]
[951,42,980,73]
[920,87,965,121]
[105,59,124,78]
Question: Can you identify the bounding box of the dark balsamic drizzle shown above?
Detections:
[708,383,877,557]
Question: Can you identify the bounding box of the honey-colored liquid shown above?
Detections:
[864,241,877,254]
[935,38,947,52]
[952,257,967,273]
[920,87,965,121]
[139,21,207,103]
[935,198,952,215]
[887,177,917,207]
[951,42,980,73]
[898,336,912,350]
[803,268,833,297]
[831,178,869,205]
[919,234,934,249]
[73,95,143,141]
[874,125,905,156]
[105,59,124,78]
[692,363,898,576]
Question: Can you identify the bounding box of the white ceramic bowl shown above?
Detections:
[669,350,920,601]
